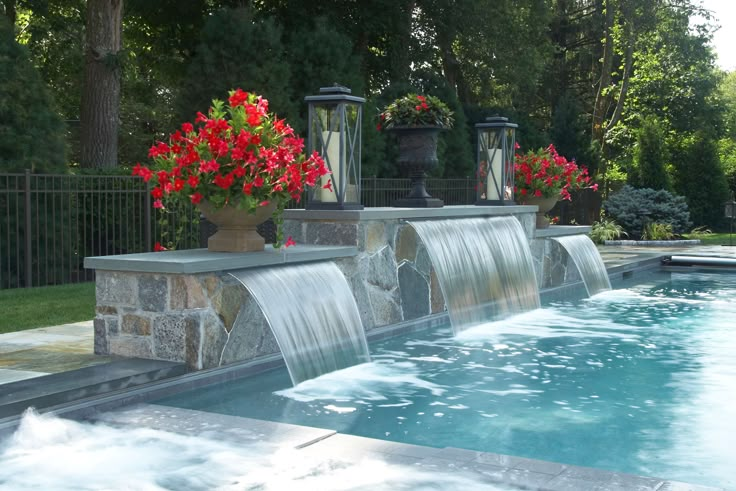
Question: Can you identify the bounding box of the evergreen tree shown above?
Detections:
[0,16,66,172]
[177,7,296,128]
[634,115,669,190]
[672,131,729,228]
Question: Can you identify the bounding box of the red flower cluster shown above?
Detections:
[132,89,329,248]
[514,144,598,201]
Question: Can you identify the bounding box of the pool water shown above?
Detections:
[155,272,736,488]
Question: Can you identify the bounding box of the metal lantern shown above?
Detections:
[725,193,736,247]
[475,117,518,206]
[305,85,365,210]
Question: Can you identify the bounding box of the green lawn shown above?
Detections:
[683,232,736,246]
[0,282,96,334]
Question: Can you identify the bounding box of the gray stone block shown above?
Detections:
[362,221,387,253]
[200,310,228,368]
[398,263,430,320]
[211,280,247,333]
[93,317,109,355]
[305,222,358,246]
[170,275,208,310]
[95,271,136,306]
[415,245,432,276]
[153,314,197,361]
[138,275,168,312]
[367,284,402,327]
[394,224,419,263]
[121,313,151,336]
[366,246,399,291]
[109,336,153,359]
[221,295,279,366]
[185,319,202,369]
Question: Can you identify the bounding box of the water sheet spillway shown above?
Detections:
[230,262,370,385]
[553,234,611,296]
[410,216,540,334]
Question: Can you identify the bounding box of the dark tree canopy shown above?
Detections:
[0,16,66,173]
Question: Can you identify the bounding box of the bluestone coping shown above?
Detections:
[84,244,358,274]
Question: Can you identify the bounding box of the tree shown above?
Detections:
[0,15,66,172]
[633,115,669,190]
[177,7,295,128]
[672,131,729,228]
[79,0,123,168]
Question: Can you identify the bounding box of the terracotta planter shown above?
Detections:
[521,195,558,229]
[198,201,277,252]
[390,125,444,208]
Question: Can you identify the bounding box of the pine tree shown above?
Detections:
[177,7,295,128]
[0,16,66,172]
[634,116,669,190]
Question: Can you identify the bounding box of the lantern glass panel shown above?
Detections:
[305,89,364,210]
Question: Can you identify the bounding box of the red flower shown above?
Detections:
[154,242,167,252]
[284,236,296,248]
[322,179,333,192]
[131,88,329,249]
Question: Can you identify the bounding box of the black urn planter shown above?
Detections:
[390,126,444,208]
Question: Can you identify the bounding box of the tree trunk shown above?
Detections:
[591,0,614,145]
[2,0,16,25]
[79,0,122,169]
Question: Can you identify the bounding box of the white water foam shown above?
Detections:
[276,361,446,403]
[0,410,513,491]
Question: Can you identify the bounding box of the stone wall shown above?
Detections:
[94,271,279,369]
[89,208,591,370]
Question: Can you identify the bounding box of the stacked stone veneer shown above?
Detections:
[94,271,279,369]
[90,208,592,370]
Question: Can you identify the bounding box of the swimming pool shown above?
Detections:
[154,271,736,489]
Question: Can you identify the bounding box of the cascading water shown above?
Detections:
[409,216,540,334]
[553,234,611,296]
[230,262,370,385]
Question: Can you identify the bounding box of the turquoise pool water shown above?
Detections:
[155,271,736,488]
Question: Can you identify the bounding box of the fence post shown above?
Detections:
[466,176,471,204]
[372,176,377,207]
[144,182,151,251]
[24,169,32,288]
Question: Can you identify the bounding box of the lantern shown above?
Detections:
[305,86,365,210]
[475,117,518,205]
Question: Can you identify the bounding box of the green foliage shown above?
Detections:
[177,7,296,129]
[717,138,736,195]
[603,185,691,239]
[551,91,599,176]
[687,225,713,239]
[590,218,627,244]
[671,131,730,228]
[632,115,669,190]
[380,94,454,129]
[641,222,674,240]
[0,16,66,172]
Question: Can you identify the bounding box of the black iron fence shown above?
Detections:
[0,171,596,290]
[0,172,479,289]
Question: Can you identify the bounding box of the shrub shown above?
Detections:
[590,218,627,244]
[603,185,691,239]
[641,222,674,240]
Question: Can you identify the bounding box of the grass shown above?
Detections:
[0,282,95,334]
[683,232,736,246]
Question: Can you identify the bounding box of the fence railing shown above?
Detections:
[0,172,479,289]
[0,171,594,290]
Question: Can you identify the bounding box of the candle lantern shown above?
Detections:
[305,86,365,210]
[475,117,518,205]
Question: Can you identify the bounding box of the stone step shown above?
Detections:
[0,358,187,420]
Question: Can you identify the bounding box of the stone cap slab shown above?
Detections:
[534,225,592,238]
[84,245,358,274]
[284,204,536,221]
